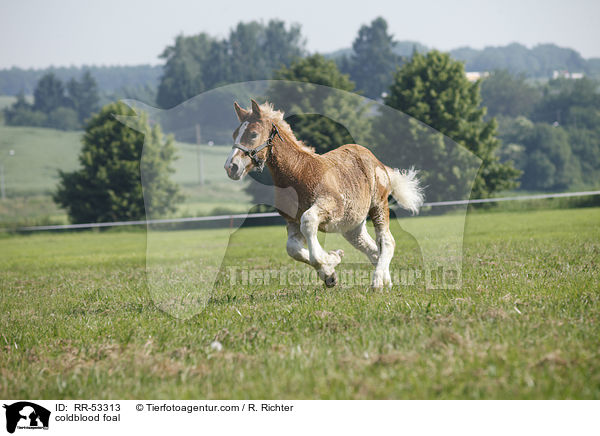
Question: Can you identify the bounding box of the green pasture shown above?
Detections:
[0,207,598,399]
[0,95,17,111]
[0,125,251,225]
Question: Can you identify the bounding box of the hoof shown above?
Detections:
[372,271,392,290]
[324,272,338,288]
[371,278,383,290]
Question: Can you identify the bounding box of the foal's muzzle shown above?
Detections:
[224,149,249,180]
[225,161,244,180]
[226,162,241,179]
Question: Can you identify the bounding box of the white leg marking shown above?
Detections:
[300,206,343,280]
[372,229,395,289]
[286,222,311,264]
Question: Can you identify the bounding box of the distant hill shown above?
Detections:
[326,42,600,78]
[2,42,599,98]
[450,43,598,77]
[325,40,428,60]
[0,65,162,96]
[393,41,429,57]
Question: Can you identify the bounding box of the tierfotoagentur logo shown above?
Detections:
[2,402,50,434]
[227,265,459,289]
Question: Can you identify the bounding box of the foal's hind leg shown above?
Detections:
[343,220,379,266]
[369,201,395,289]
[300,205,344,287]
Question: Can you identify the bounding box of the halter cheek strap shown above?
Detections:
[232,123,283,167]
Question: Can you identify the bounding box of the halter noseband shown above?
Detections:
[232,122,283,168]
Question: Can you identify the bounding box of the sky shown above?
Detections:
[0,0,599,69]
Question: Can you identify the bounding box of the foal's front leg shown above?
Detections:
[285,222,310,265]
[300,205,344,287]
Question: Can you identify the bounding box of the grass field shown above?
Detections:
[0,95,16,111]
[1,207,598,399]
[0,125,82,196]
[0,125,251,225]
[0,95,34,110]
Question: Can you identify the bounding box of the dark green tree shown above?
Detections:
[222,20,305,85]
[524,78,600,189]
[532,77,600,124]
[201,39,231,89]
[268,54,370,153]
[480,70,541,118]
[156,21,305,108]
[377,50,520,200]
[519,124,582,190]
[340,17,400,99]
[33,73,67,114]
[156,34,212,108]
[66,70,99,123]
[54,102,182,223]
[568,124,600,186]
[499,117,584,191]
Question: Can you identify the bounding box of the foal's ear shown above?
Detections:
[251,99,262,117]
[234,101,249,121]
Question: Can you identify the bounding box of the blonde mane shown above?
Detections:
[259,102,315,153]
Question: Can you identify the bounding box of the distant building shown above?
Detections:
[552,70,584,80]
[465,71,490,82]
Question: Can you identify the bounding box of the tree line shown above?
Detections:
[156,20,305,108]
[450,43,600,78]
[480,70,600,191]
[1,38,597,97]
[4,71,99,130]
[0,65,161,96]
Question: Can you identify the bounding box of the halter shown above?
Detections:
[232,122,283,168]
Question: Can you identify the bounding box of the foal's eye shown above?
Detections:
[250,132,259,140]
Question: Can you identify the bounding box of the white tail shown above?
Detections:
[386,166,424,215]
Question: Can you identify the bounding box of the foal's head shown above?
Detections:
[224,99,277,180]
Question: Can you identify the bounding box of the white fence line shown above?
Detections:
[421,190,600,206]
[11,190,600,232]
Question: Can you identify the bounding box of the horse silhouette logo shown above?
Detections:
[117,80,481,319]
[3,402,50,433]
